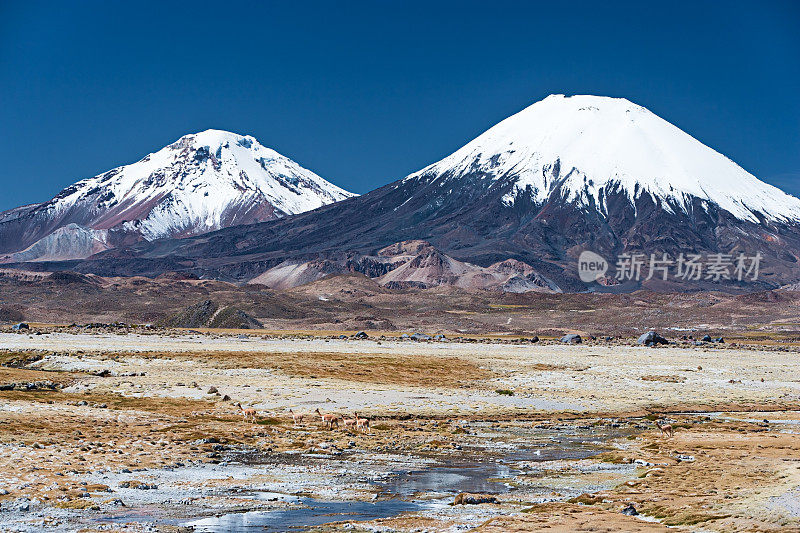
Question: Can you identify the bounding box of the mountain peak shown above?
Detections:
[178,128,253,146]
[0,130,354,260]
[411,94,800,223]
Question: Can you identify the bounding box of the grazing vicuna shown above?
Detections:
[289,409,304,426]
[236,403,257,423]
[342,416,357,430]
[655,420,674,438]
[315,408,339,430]
[354,412,371,434]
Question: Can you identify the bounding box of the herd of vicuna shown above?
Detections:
[236,403,370,433]
[237,402,675,439]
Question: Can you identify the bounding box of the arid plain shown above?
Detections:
[1,321,800,532]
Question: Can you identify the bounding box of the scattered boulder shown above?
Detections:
[637,331,668,346]
[701,334,712,342]
[0,381,57,391]
[410,332,432,341]
[715,337,724,343]
[621,503,638,516]
[453,493,498,505]
[354,331,368,339]
[81,322,126,329]
[12,322,29,331]
[561,334,582,344]
[10,497,31,512]
[207,386,218,395]
[529,336,540,343]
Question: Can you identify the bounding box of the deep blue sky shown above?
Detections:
[1,1,798,211]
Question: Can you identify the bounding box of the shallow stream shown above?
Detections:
[184,422,633,532]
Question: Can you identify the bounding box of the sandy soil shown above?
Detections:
[1,331,799,532]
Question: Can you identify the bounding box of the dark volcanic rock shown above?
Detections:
[561,334,582,344]
[637,331,669,346]
[621,503,638,516]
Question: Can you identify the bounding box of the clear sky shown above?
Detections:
[1,1,798,211]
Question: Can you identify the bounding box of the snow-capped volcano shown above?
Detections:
[10,95,800,292]
[0,129,354,261]
[408,94,800,223]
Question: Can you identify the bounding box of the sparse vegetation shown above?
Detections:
[55,500,100,510]
[568,493,602,505]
